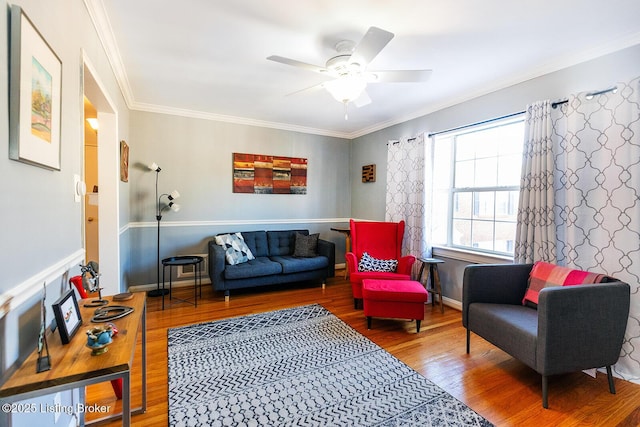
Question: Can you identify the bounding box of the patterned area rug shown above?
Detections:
[168,304,493,426]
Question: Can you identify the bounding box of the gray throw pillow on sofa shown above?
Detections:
[293,233,319,257]
[214,232,255,265]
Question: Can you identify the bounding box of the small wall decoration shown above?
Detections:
[120,140,129,182]
[52,289,83,345]
[362,164,376,183]
[233,153,307,194]
[8,6,62,170]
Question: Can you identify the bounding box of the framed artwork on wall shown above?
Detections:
[233,152,307,194]
[120,140,129,182]
[362,164,376,182]
[52,289,83,345]
[8,5,63,170]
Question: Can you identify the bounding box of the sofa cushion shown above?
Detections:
[267,230,308,256]
[358,252,398,272]
[270,255,328,274]
[293,233,319,257]
[469,303,539,369]
[224,257,282,280]
[214,232,255,265]
[523,261,606,306]
[240,231,269,257]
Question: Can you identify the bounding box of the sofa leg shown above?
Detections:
[322,281,326,289]
[466,329,470,354]
[224,290,230,303]
[606,366,616,394]
[416,320,421,333]
[542,375,549,409]
[366,316,372,329]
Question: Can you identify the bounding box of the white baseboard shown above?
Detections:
[128,277,212,293]
[442,295,462,311]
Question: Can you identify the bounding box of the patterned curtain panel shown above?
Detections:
[385,133,432,271]
[551,76,640,382]
[514,100,557,263]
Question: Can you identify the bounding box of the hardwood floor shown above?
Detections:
[86,273,640,426]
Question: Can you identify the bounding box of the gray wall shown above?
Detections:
[1,1,639,420]
[0,0,129,424]
[350,43,640,303]
[126,111,352,286]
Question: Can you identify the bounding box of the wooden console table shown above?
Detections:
[0,293,146,426]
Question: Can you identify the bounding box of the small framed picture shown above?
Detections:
[52,290,83,344]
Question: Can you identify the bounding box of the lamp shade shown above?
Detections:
[324,76,367,104]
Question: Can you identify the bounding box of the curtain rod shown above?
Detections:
[388,137,417,145]
[551,86,618,109]
[427,111,525,138]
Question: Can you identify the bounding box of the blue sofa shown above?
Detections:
[208,229,335,299]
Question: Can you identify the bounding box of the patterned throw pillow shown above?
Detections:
[293,233,319,257]
[214,233,255,265]
[522,261,607,307]
[358,252,398,273]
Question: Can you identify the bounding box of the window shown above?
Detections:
[431,115,524,256]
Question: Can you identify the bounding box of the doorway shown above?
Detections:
[83,96,99,263]
[82,55,120,295]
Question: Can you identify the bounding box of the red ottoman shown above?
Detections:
[362,279,428,332]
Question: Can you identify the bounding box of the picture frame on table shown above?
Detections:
[52,289,83,345]
[9,5,63,170]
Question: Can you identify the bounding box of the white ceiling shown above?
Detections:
[88,0,640,139]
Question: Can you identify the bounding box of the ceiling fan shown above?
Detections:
[267,26,432,119]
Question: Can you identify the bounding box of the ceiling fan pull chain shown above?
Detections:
[344,101,349,120]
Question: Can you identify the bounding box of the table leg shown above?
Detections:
[430,264,444,313]
[344,234,351,279]
[194,262,198,308]
[122,371,131,426]
[141,300,147,413]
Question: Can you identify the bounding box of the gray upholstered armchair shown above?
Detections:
[463,263,630,408]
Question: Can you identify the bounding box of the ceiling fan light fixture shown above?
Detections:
[323,75,367,104]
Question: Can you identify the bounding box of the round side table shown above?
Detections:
[162,255,203,310]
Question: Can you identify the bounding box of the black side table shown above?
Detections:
[417,257,444,313]
[162,256,204,310]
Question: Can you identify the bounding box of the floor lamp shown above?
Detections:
[147,162,180,297]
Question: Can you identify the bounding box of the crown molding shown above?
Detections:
[349,33,640,140]
[83,0,135,108]
[84,0,640,141]
[129,102,353,140]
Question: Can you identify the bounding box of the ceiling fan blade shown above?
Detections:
[285,81,326,97]
[348,27,394,68]
[353,90,372,108]
[370,69,432,83]
[267,55,328,75]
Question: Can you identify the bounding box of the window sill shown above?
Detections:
[431,245,513,264]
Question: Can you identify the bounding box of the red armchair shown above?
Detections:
[345,219,416,308]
